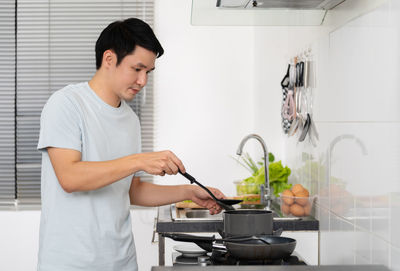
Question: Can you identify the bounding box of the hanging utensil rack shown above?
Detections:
[280,47,319,146]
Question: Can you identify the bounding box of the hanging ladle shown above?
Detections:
[179,170,242,211]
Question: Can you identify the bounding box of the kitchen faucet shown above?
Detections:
[236,134,271,210]
[326,134,368,187]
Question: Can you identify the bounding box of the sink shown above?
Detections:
[170,205,300,221]
[186,209,223,219]
[171,206,223,221]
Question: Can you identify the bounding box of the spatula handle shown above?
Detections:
[178,170,218,202]
[178,170,235,211]
[179,171,195,184]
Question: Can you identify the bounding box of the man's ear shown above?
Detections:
[102,50,115,69]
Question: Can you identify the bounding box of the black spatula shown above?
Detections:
[178,170,242,211]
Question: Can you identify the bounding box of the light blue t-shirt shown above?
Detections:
[37,82,141,271]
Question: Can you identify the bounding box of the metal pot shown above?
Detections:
[223,209,273,237]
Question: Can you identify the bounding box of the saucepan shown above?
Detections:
[223,209,273,237]
[179,170,275,237]
[162,233,296,260]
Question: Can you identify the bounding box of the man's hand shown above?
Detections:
[135,150,185,176]
[190,186,225,215]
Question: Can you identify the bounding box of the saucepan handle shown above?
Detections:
[162,233,215,252]
[162,233,215,242]
[273,228,283,236]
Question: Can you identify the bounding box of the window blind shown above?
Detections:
[0,0,16,206]
[15,0,155,204]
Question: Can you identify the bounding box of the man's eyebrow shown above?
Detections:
[136,63,155,71]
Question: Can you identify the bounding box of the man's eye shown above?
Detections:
[146,70,153,75]
[135,68,141,72]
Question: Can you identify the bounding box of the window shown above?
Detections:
[0,0,155,206]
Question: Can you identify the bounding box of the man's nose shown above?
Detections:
[136,72,147,87]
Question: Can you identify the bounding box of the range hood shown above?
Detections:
[216,0,345,9]
[192,0,384,26]
[192,0,346,26]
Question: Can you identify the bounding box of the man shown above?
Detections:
[37,18,224,271]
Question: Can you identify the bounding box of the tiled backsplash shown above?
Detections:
[284,1,400,269]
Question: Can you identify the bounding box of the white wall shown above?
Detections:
[153,0,259,195]
[253,25,324,161]
[253,0,400,270]
[316,2,400,268]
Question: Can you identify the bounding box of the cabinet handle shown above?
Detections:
[151,217,158,244]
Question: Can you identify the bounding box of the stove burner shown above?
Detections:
[172,250,306,266]
[209,249,306,266]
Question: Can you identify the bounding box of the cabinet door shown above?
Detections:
[130,208,159,269]
[281,231,319,265]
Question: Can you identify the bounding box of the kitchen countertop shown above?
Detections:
[156,205,319,233]
[156,205,319,266]
[151,265,390,271]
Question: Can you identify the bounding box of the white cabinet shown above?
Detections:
[0,207,160,271]
[0,210,40,271]
[281,231,319,265]
[130,207,159,270]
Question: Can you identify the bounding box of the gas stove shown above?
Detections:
[172,249,306,266]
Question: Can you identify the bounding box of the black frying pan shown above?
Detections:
[162,233,296,261]
[226,235,296,260]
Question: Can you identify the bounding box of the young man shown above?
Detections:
[37,18,224,271]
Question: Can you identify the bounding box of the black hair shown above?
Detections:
[95,18,164,69]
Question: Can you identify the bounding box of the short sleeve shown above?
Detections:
[37,91,82,152]
[134,124,145,177]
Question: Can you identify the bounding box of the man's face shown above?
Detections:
[110,46,156,102]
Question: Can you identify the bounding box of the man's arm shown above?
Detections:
[47,147,185,193]
[129,177,224,214]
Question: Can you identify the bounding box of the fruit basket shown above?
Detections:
[279,195,315,217]
[278,184,315,217]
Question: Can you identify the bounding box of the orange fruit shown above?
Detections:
[290,203,305,217]
[282,189,294,205]
[294,189,310,206]
[281,203,290,215]
[291,184,305,195]
[304,202,312,216]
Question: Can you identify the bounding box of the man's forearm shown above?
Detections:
[48,148,141,192]
[129,180,193,206]
[66,158,139,192]
[48,147,186,193]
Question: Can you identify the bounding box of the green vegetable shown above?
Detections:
[235,153,292,197]
[237,153,259,174]
[268,153,275,163]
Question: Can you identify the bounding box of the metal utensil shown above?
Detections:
[298,113,311,142]
[288,86,303,136]
[178,170,242,211]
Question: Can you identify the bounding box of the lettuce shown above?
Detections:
[237,153,292,197]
